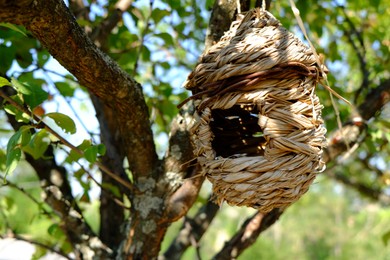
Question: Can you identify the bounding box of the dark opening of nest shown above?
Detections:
[210,104,267,158]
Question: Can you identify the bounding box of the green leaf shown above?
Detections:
[84,144,106,163]
[47,223,60,236]
[23,129,51,160]
[205,0,214,9]
[151,8,170,25]
[74,168,86,179]
[97,144,106,156]
[23,85,48,109]
[102,183,121,198]
[11,77,48,109]
[31,246,47,260]
[0,23,27,36]
[4,126,33,175]
[37,50,50,67]
[55,82,76,97]
[372,0,380,10]
[5,147,21,176]
[77,139,92,150]
[141,46,151,61]
[45,112,77,134]
[7,130,23,154]
[4,103,30,123]
[0,149,6,171]
[383,230,390,246]
[11,77,31,95]
[84,145,98,163]
[378,119,390,129]
[0,45,16,74]
[65,140,90,163]
[0,76,11,87]
[155,32,175,47]
[20,125,33,147]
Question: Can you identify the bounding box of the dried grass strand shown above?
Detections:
[184,8,327,212]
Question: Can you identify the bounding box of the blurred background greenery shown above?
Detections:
[1,0,390,258]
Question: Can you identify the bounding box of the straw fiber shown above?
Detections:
[183,8,327,212]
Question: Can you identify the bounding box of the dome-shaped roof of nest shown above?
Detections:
[183,8,327,213]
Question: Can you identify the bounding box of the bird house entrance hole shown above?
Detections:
[209,104,266,158]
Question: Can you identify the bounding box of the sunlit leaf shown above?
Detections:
[0,149,6,171]
[84,145,98,163]
[7,129,23,154]
[55,82,76,97]
[20,125,33,147]
[31,246,47,260]
[101,183,121,198]
[23,129,51,160]
[155,32,174,47]
[3,103,30,123]
[5,147,21,175]
[10,78,48,109]
[0,23,27,36]
[45,112,76,134]
[0,76,11,87]
[151,8,170,25]
[11,77,31,95]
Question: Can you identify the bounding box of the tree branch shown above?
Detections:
[0,0,158,178]
[90,0,134,49]
[0,89,132,191]
[213,209,283,260]
[162,101,203,220]
[0,175,53,217]
[163,199,220,259]
[0,233,72,260]
[1,86,111,258]
[67,0,134,251]
[338,5,369,103]
[325,78,390,163]
[327,170,390,205]
[205,0,237,51]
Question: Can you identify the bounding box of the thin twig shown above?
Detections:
[0,233,72,260]
[338,6,369,103]
[0,176,53,216]
[163,199,219,259]
[42,68,78,83]
[60,148,131,210]
[213,209,283,259]
[41,69,99,143]
[0,90,133,191]
[132,0,154,76]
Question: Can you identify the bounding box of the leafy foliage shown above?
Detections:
[0,0,390,259]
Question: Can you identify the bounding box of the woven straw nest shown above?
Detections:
[183,8,327,213]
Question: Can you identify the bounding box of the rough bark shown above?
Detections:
[0,0,158,178]
[66,1,134,251]
[213,209,283,260]
[119,102,202,258]
[91,94,127,250]
[2,0,389,259]
[163,199,220,259]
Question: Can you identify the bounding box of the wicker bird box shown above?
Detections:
[183,8,327,213]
